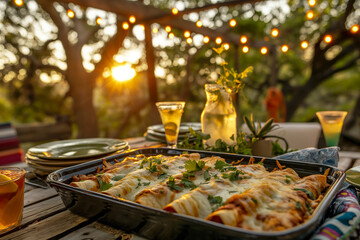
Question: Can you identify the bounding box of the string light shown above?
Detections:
[171,7,179,15]
[242,46,249,53]
[281,45,289,52]
[301,41,309,49]
[139,24,145,31]
[168,32,175,39]
[165,26,172,32]
[122,22,129,30]
[96,17,103,25]
[215,37,222,45]
[186,37,193,44]
[184,31,191,38]
[324,34,332,43]
[308,0,316,7]
[260,47,268,54]
[271,28,279,37]
[229,19,237,27]
[350,24,359,34]
[152,27,159,33]
[306,10,314,20]
[67,9,75,19]
[14,0,23,6]
[129,15,136,24]
[240,36,248,44]
[223,43,230,50]
[196,20,202,28]
[203,36,210,43]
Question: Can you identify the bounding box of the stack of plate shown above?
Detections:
[25,138,128,175]
[145,122,201,142]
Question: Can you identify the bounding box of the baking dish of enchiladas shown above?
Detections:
[47,148,345,240]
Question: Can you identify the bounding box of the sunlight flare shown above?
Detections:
[112,64,136,82]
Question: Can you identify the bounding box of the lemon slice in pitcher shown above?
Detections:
[0,173,18,194]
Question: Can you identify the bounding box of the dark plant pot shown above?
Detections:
[252,139,272,157]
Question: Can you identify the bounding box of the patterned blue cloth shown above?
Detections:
[276,147,340,167]
[276,147,360,240]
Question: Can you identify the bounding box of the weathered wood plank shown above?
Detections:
[353,159,360,167]
[1,211,88,240]
[24,187,58,206]
[59,222,125,240]
[22,196,65,227]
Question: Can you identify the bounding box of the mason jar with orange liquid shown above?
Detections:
[0,167,26,233]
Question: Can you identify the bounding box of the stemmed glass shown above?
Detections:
[316,111,347,147]
[156,102,185,148]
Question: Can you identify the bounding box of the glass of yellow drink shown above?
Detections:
[316,111,347,147]
[0,167,26,234]
[156,102,185,148]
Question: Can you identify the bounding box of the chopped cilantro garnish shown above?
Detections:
[296,201,301,210]
[112,175,124,181]
[228,190,237,194]
[305,201,312,212]
[97,178,113,191]
[143,182,151,186]
[294,188,315,200]
[181,177,197,189]
[222,170,245,181]
[251,198,258,205]
[158,172,168,179]
[204,170,211,181]
[258,162,264,166]
[185,160,206,172]
[183,172,195,178]
[214,160,230,171]
[208,195,223,211]
[162,165,169,169]
[168,176,184,191]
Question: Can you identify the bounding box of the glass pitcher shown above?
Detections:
[201,84,237,146]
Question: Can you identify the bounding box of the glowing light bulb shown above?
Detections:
[122,22,129,30]
[152,27,159,33]
[271,28,279,37]
[301,41,309,49]
[215,37,222,45]
[281,45,289,52]
[240,36,248,44]
[196,20,202,28]
[223,43,230,50]
[165,26,172,32]
[184,31,191,38]
[306,10,314,20]
[186,37,193,44]
[168,32,174,39]
[350,24,359,34]
[260,47,268,54]
[171,7,178,15]
[242,46,249,53]
[324,34,332,43]
[308,0,316,7]
[203,36,210,44]
[129,15,136,24]
[229,19,237,27]
[67,9,75,19]
[96,17,103,25]
[14,0,23,6]
[139,24,145,31]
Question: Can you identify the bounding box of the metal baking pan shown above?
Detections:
[47,148,345,240]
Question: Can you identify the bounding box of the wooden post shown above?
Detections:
[144,22,160,124]
[233,44,241,129]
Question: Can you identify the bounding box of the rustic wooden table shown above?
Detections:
[1,137,360,240]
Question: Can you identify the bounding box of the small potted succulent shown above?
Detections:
[244,115,289,157]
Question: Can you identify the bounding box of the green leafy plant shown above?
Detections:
[244,114,289,152]
[212,46,253,94]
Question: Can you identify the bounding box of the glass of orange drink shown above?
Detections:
[0,167,26,234]
[156,102,185,148]
[316,111,348,147]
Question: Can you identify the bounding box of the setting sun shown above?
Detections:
[111,64,136,82]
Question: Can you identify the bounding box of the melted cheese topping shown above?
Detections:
[70,153,328,232]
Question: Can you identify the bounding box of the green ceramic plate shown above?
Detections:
[345,166,360,188]
[28,138,128,160]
